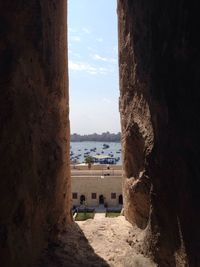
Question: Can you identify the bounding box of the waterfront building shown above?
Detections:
[71,165,123,207]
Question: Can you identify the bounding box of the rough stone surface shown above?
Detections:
[118,0,200,266]
[39,216,156,267]
[0,1,71,267]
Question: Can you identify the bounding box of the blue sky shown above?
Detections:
[68,0,120,134]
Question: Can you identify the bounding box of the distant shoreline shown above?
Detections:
[71,132,121,142]
[70,140,120,142]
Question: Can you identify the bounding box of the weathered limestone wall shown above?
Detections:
[71,164,122,170]
[71,176,122,207]
[0,1,71,267]
[118,0,200,266]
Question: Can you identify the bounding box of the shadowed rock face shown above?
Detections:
[1,1,200,266]
[118,0,200,266]
[0,1,71,267]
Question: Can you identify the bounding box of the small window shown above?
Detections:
[72,193,78,199]
[91,193,97,199]
[111,193,116,199]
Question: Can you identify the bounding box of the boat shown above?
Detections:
[92,155,116,165]
[103,144,109,149]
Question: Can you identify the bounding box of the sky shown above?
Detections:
[68,0,120,134]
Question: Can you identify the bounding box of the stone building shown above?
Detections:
[71,175,123,207]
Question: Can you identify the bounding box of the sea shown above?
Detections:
[70,141,122,165]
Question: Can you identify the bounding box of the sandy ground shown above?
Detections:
[38,216,157,267]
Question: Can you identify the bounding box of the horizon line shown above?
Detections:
[71,132,121,135]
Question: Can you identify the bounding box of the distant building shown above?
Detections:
[71,166,123,207]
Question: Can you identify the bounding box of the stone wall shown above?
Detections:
[71,164,122,170]
[118,0,200,266]
[0,1,71,267]
[71,176,122,207]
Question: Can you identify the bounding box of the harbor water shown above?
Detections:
[70,141,122,165]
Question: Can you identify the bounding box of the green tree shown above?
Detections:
[85,155,94,170]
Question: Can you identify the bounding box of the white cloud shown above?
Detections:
[96,37,103,42]
[69,61,96,72]
[70,36,81,42]
[87,46,95,52]
[102,98,112,104]
[82,27,91,34]
[99,67,110,75]
[69,27,77,33]
[93,54,107,61]
[69,52,81,58]
[69,60,114,75]
[92,54,117,63]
